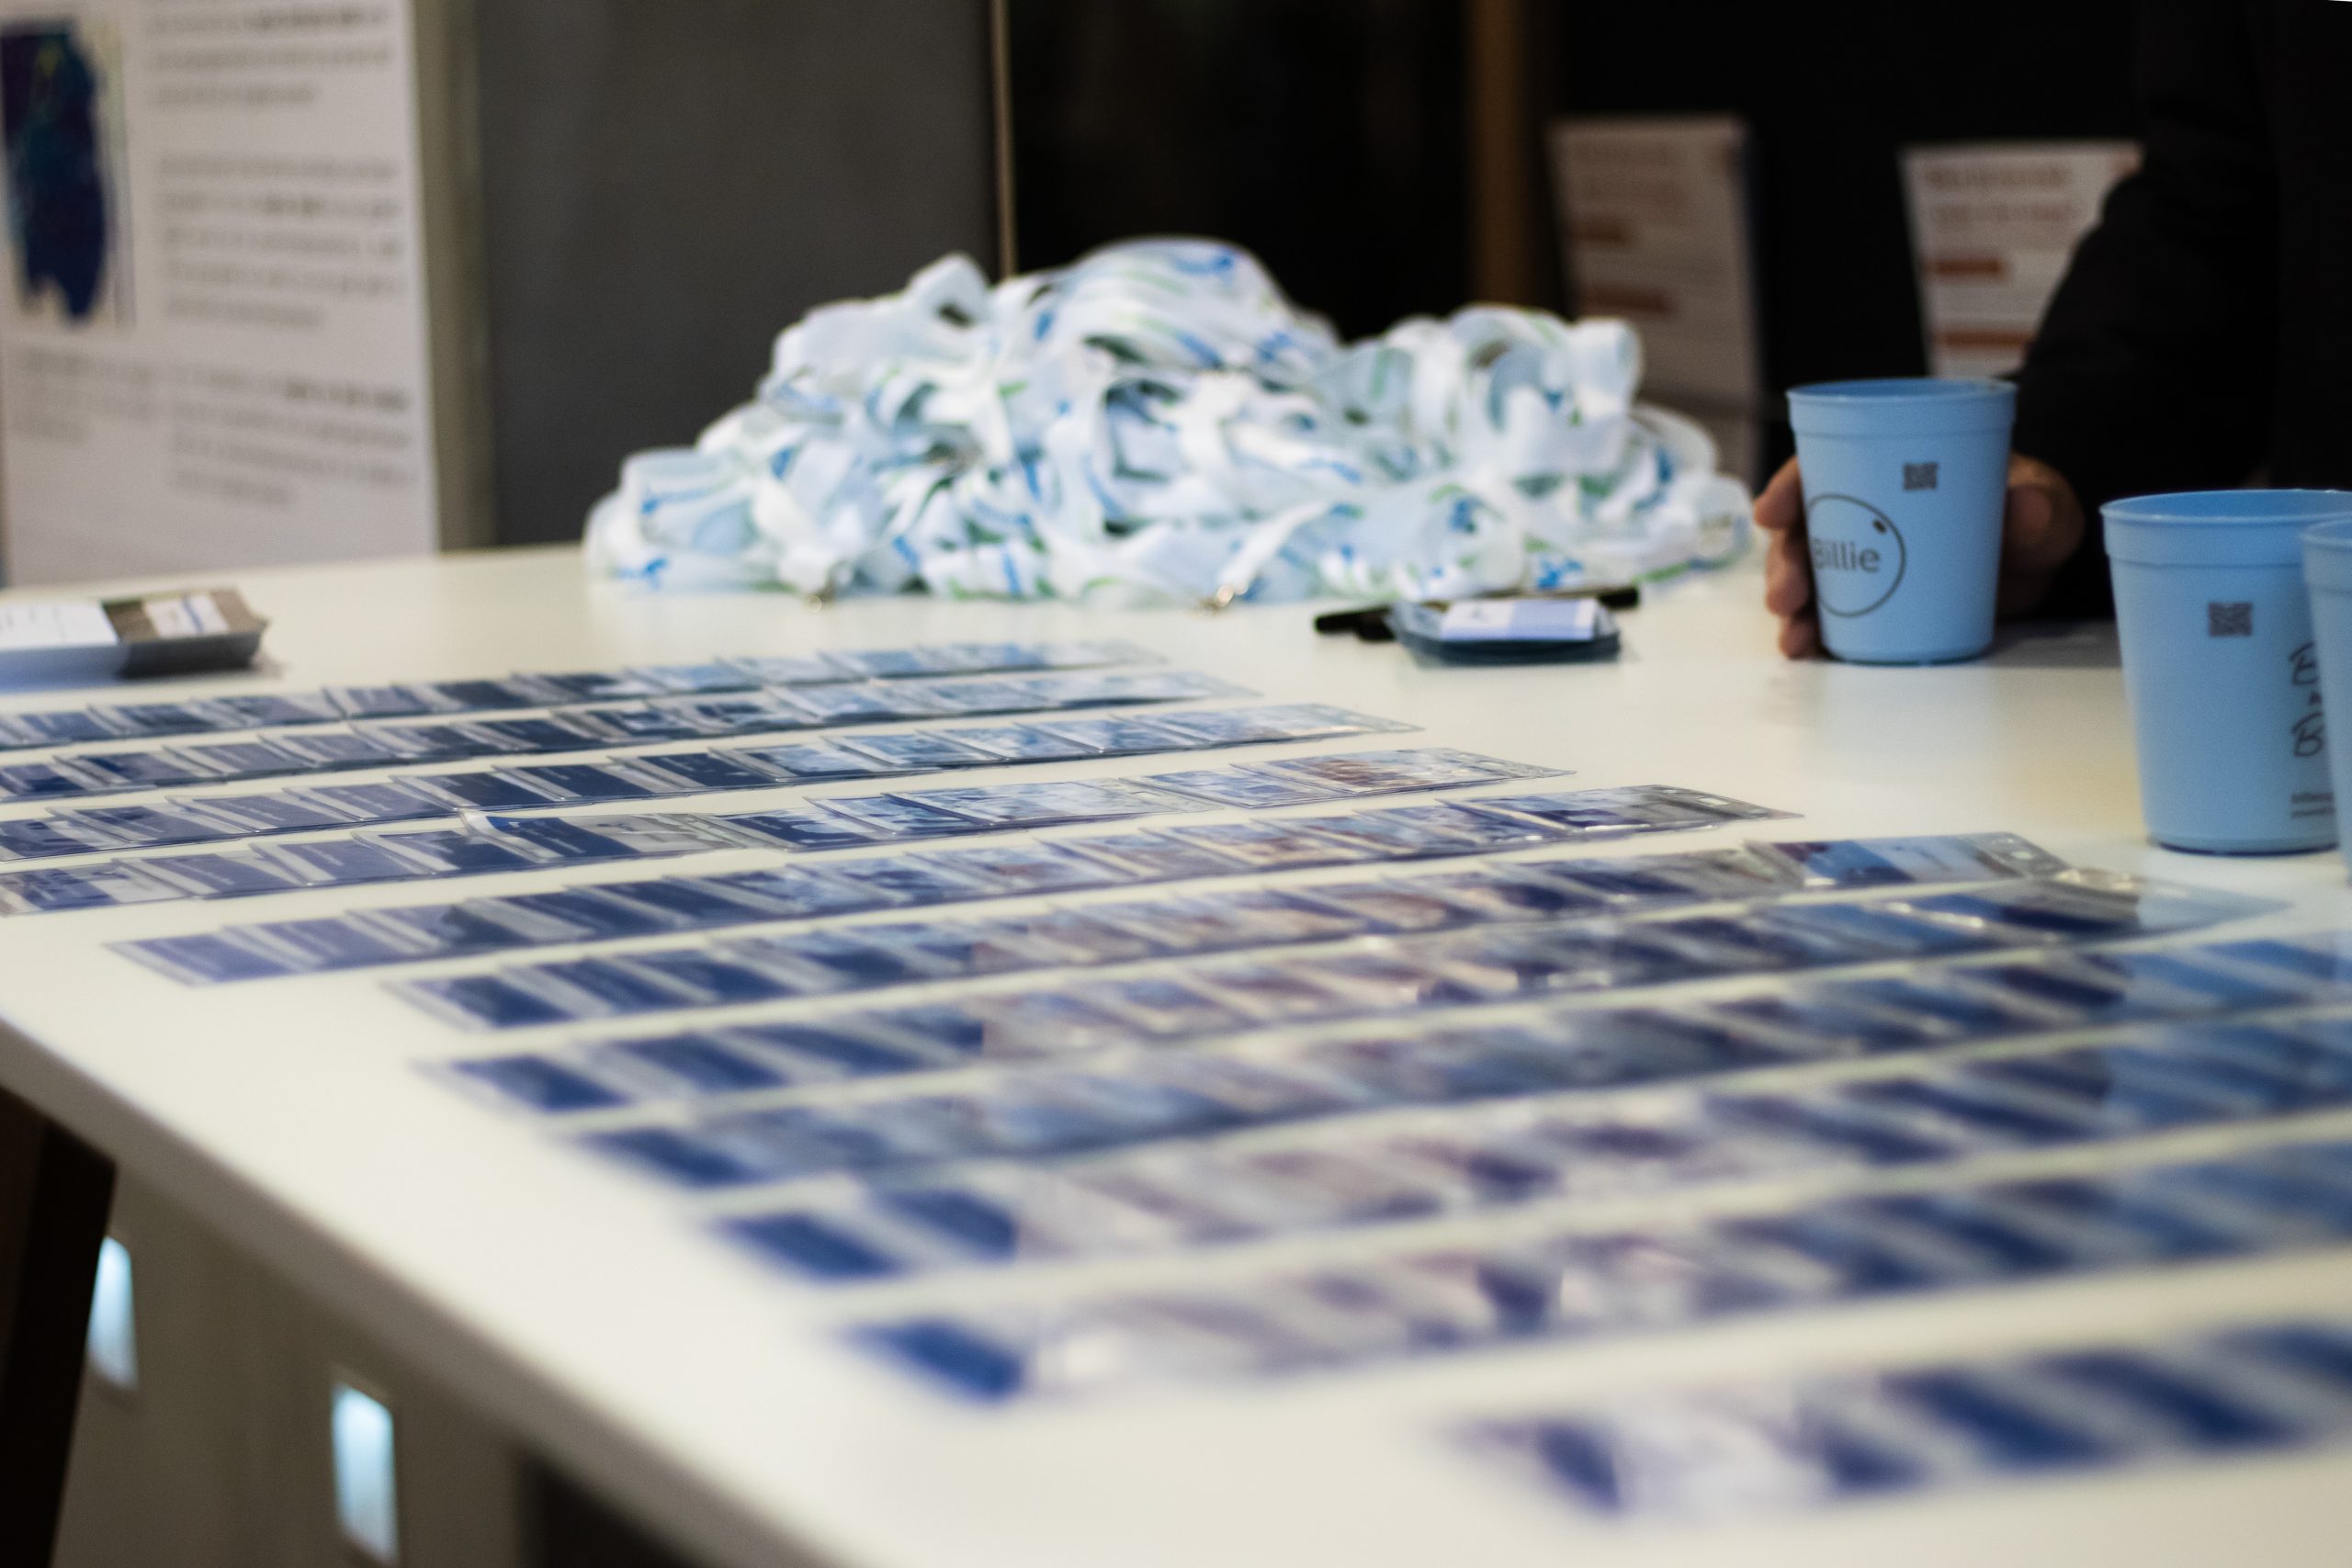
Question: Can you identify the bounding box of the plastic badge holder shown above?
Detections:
[1787,378,2016,664]
[2102,491,2351,852]
[1243,748,1564,795]
[1762,832,2070,889]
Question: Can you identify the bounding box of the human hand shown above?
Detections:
[1757,452,2086,658]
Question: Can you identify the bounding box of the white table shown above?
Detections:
[3,544,2348,1568]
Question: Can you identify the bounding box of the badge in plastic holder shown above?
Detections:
[367,721,527,762]
[1888,874,2276,946]
[586,875,792,930]
[6,710,113,745]
[491,886,688,939]
[590,1031,797,1098]
[396,972,582,1030]
[813,793,991,840]
[1042,670,1252,706]
[1313,802,1570,857]
[1812,975,2070,1041]
[820,647,975,681]
[249,915,436,972]
[723,653,844,686]
[254,836,438,887]
[631,661,764,695]
[290,779,447,825]
[1755,899,2007,959]
[72,750,225,790]
[650,693,821,735]
[177,739,312,779]
[933,724,1102,763]
[93,700,235,738]
[1645,909,1896,973]
[407,771,567,813]
[875,919,1063,977]
[1082,896,1286,956]
[1405,867,1613,922]
[469,715,614,754]
[833,729,1003,771]
[1137,768,1350,810]
[423,678,553,712]
[141,849,310,898]
[609,948,804,1008]
[569,705,715,744]
[1763,833,2071,891]
[0,862,183,913]
[1182,961,1359,1024]
[504,958,706,1020]
[910,840,1124,897]
[2200,933,2352,989]
[467,810,727,862]
[1278,947,1502,1010]
[983,908,1176,965]
[1194,887,1377,943]
[1301,878,1492,933]
[1057,974,1252,1039]
[730,740,908,784]
[1059,829,1250,881]
[1948,954,2250,1032]
[893,779,1187,830]
[2079,946,2316,1012]
[939,990,1150,1055]
[166,790,359,836]
[502,761,694,805]
[0,816,128,861]
[1532,845,1805,907]
[1151,704,1415,748]
[326,684,448,719]
[209,692,343,728]
[718,807,893,852]
[700,864,889,919]
[1707,988,1951,1057]
[356,899,582,957]
[1159,818,1385,873]
[266,729,413,770]
[730,1015,965,1079]
[782,682,947,723]
[1023,714,1194,757]
[1245,748,1566,796]
[113,931,303,985]
[729,929,957,992]
[806,853,1003,908]
[1484,784,1798,836]
[605,748,784,795]
[55,804,232,847]
[0,760,106,801]
[359,827,554,876]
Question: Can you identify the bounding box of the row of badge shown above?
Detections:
[1465,1314,2352,1521]
[12,741,1557,915]
[96,782,1783,969]
[0,639,1155,751]
[0,667,1265,829]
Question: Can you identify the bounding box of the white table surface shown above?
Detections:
[4,544,2350,1568]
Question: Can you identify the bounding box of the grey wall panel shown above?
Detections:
[473,0,998,546]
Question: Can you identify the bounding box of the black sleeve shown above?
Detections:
[2011,0,2276,616]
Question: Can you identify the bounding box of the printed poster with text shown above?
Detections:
[1903,141,2140,381]
[0,0,437,584]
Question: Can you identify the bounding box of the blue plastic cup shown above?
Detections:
[2299,517,2352,870]
[2105,490,2346,854]
[1787,378,2017,663]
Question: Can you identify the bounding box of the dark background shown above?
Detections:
[471,0,2143,545]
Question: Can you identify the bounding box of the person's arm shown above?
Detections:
[2012,0,2278,615]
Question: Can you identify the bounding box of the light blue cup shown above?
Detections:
[1787,378,2016,663]
[2106,491,2346,854]
[2300,517,2352,870]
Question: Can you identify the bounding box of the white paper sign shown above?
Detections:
[1903,141,2141,378]
[1547,116,1763,412]
[0,0,439,585]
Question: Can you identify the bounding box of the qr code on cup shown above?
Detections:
[2209,602,2254,637]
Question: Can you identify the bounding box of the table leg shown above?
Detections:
[0,1089,115,1567]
